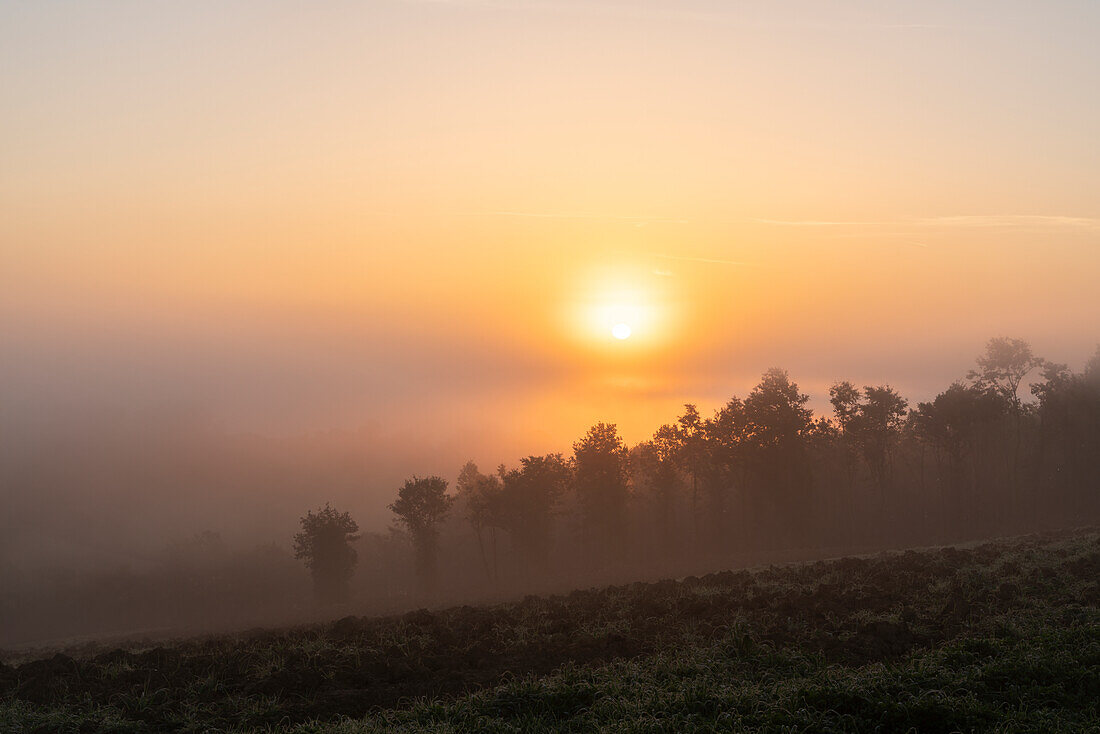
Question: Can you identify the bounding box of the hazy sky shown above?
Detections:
[3,0,1099,486]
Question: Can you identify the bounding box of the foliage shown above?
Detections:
[455,462,506,583]
[830,382,908,502]
[572,422,630,564]
[390,476,454,592]
[969,336,1046,411]
[498,454,572,572]
[293,505,360,604]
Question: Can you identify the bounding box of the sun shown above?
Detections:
[598,300,644,342]
[568,267,674,347]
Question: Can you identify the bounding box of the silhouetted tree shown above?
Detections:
[804,415,845,545]
[498,453,572,574]
[912,383,1005,533]
[743,368,814,548]
[1031,347,1100,519]
[631,424,682,560]
[390,476,453,594]
[969,337,1045,411]
[456,461,505,583]
[573,422,629,567]
[673,405,706,540]
[292,504,360,604]
[702,397,750,552]
[828,381,864,538]
[968,337,1045,514]
[830,382,908,519]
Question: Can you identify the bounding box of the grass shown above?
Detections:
[2,528,1098,732]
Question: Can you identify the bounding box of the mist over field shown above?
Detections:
[1,315,1096,586]
[2,336,1097,648]
[2,1,1099,731]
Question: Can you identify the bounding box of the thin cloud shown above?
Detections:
[462,211,1099,233]
[651,253,747,267]
[747,218,862,227]
[821,231,925,238]
[472,211,689,224]
[745,215,1100,231]
[912,215,1100,230]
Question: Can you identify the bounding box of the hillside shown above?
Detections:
[3,529,1099,732]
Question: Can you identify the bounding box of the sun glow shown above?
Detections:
[593,299,646,342]
[562,265,681,352]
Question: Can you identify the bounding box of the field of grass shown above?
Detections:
[3,529,1098,732]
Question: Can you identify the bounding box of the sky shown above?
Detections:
[2,1,1099,547]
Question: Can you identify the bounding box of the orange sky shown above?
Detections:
[3,0,1099,461]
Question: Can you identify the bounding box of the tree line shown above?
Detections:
[294,338,1100,604]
